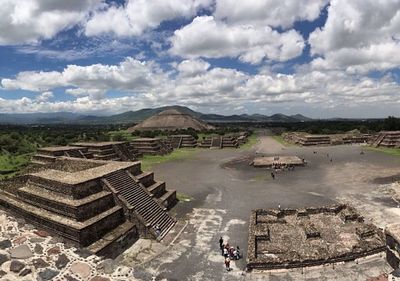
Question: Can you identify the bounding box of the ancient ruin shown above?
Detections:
[0,157,176,258]
[372,131,400,148]
[247,205,385,270]
[130,138,173,155]
[385,223,400,269]
[32,141,141,165]
[198,135,246,149]
[127,109,215,131]
[168,135,197,149]
[251,156,306,168]
[283,132,369,146]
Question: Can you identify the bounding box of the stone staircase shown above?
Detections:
[168,135,197,149]
[130,138,172,156]
[211,137,222,148]
[373,133,386,147]
[0,160,141,257]
[103,170,175,239]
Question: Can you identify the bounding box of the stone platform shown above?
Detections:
[0,157,176,258]
[251,156,306,168]
[247,205,385,270]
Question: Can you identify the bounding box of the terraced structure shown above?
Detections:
[0,157,176,258]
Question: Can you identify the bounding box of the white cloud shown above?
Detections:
[2,57,400,117]
[36,91,53,102]
[1,57,167,98]
[0,0,103,45]
[309,0,400,73]
[176,59,210,77]
[214,0,328,28]
[85,0,212,37]
[169,16,305,64]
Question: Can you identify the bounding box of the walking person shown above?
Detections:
[223,247,228,258]
[219,237,224,255]
[225,257,231,271]
[271,172,275,180]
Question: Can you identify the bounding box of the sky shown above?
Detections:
[0,0,399,118]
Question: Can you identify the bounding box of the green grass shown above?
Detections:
[176,192,193,202]
[140,148,199,171]
[366,146,400,156]
[0,153,32,180]
[271,135,293,147]
[239,134,259,150]
[107,130,138,141]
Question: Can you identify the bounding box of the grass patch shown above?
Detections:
[271,135,293,147]
[239,134,259,150]
[0,153,32,180]
[366,146,400,157]
[108,130,138,141]
[140,148,199,171]
[177,192,193,202]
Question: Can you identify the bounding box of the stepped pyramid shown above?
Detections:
[0,157,176,257]
[127,109,215,131]
[372,131,400,148]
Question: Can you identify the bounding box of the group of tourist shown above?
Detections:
[219,237,241,271]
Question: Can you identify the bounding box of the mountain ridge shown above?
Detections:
[0,105,313,124]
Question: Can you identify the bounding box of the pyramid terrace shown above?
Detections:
[247,205,385,270]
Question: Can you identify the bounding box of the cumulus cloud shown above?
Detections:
[85,0,212,37]
[36,91,54,102]
[0,0,102,45]
[169,16,305,64]
[214,0,328,28]
[309,0,400,73]
[1,57,167,98]
[2,57,400,116]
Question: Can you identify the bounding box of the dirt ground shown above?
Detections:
[126,130,400,280]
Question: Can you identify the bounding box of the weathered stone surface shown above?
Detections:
[34,244,43,254]
[13,236,27,245]
[32,258,50,269]
[34,230,50,237]
[30,237,44,243]
[64,275,79,281]
[19,267,32,276]
[10,260,25,273]
[100,259,115,274]
[37,269,59,281]
[47,246,61,256]
[0,252,10,266]
[0,240,12,249]
[90,277,111,281]
[70,261,91,278]
[55,254,69,269]
[0,270,6,278]
[10,245,33,259]
[74,248,92,258]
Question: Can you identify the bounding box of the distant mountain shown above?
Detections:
[0,105,313,124]
[0,112,82,124]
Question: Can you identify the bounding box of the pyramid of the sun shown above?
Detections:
[127,109,215,131]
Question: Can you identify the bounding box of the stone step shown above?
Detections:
[103,170,175,240]
[147,181,166,197]
[158,190,177,210]
[17,185,114,221]
[0,192,125,246]
[86,221,138,258]
[135,171,154,187]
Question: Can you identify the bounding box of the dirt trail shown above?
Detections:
[253,133,285,154]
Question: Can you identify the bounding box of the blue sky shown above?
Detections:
[0,0,399,118]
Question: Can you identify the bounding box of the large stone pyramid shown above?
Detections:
[127,109,215,131]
